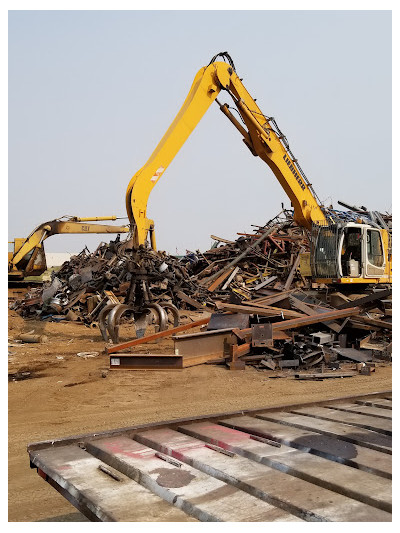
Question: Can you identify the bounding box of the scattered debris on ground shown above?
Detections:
[106,286,391,374]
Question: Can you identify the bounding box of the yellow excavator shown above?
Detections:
[8,216,130,281]
[126,52,391,286]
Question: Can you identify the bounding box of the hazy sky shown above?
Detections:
[8,10,392,254]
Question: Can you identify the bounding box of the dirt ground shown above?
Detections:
[8,306,392,522]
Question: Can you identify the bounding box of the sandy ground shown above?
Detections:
[8,307,392,522]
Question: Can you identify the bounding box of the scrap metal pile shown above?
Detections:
[106,284,392,375]
[11,238,206,327]
[12,207,392,375]
[12,209,309,325]
[184,208,310,299]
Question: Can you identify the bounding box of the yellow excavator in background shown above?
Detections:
[8,216,130,281]
[126,52,391,286]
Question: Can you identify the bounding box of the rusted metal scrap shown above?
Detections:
[11,207,392,365]
[12,237,214,338]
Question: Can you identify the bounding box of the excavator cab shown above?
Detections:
[311,222,390,284]
[8,239,47,279]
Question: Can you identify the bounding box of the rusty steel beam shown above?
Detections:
[217,302,304,319]
[272,306,361,330]
[207,267,235,292]
[106,317,210,354]
[233,306,361,337]
[336,289,391,310]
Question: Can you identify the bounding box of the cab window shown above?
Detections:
[367,229,384,267]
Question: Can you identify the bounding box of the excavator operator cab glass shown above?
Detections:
[311,223,341,279]
[340,226,362,277]
[367,229,384,267]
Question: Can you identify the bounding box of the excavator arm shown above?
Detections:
[126,53,327,248]
[9,216,130,278]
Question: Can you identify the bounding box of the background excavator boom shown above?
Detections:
[9,216,130,280]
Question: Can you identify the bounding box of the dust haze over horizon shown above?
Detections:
[8,10,392,255]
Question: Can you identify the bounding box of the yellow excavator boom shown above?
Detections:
[9,216,130,279]
[126,55,327,248]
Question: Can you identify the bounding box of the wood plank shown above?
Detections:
[85,436,300,522]
[291,406,391,436]
[177,423,391,512]
[106,317,210,354]
[214,416,391,478]
[134,428,391,520]
[256,412,392,454]
[30,444,195,522]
